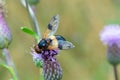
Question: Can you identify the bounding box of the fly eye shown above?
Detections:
[49,39,52,43]
[38,39,47,48]
[49,39,52,42]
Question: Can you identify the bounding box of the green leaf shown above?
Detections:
[21,27,39,40]
[21,26,36,36]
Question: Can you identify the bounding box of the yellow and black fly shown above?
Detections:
[34,14,74,54]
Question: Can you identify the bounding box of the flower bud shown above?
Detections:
[107,43,120,65]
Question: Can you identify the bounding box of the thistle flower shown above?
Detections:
[100,24,120,65]
[31,48,43,67]
[0,1,12,49]
[31,48,62,80]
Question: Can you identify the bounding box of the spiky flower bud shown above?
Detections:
[0,1,12,49]
[100,24,120,65]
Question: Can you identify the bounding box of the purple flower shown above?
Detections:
[31,48,62,80]
[0,1,12,49]
[100,24,120,46]
[31,48,59,62]
[100,24,120,65]
[31,48,43,67]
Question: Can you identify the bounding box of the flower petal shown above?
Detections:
[100,24,120,46]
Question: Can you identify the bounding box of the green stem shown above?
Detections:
[25,0,41,42]
[113,65,118,80]
[0,62,17,80]
[23,0,43,80]
[40,68,44,80]
[2,48,19,80]
[8,67,18,80]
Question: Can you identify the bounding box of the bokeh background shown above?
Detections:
[1,0,120,80]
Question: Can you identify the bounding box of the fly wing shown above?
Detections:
[43,15,59,38]
[47,36,74,50]
[58,40,75,50]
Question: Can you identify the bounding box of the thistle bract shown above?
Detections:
[100,24,120,65]
[43,60,62,80]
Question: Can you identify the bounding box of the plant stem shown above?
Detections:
[9,67,18,80]
[2,48,19,80]
[113,65,118,80]
[25,0,41,41]
[40,68,44,80]
[23,1,43,80]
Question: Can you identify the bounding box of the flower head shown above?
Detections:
[31,48,62,80]
[100,24,120,46]
[0,1,12,49]
[31,48,43,67]
[100,24,120,65]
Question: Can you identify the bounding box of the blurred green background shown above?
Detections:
[1,0,120,80]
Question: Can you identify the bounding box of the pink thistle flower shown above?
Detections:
[0,1,12,48]
[100,24,120,46]
[31,48,62,80]
[100,24,120,65]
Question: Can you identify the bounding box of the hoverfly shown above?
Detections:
[34,14,74,53]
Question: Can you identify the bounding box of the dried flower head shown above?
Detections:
[100,24,120,65]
